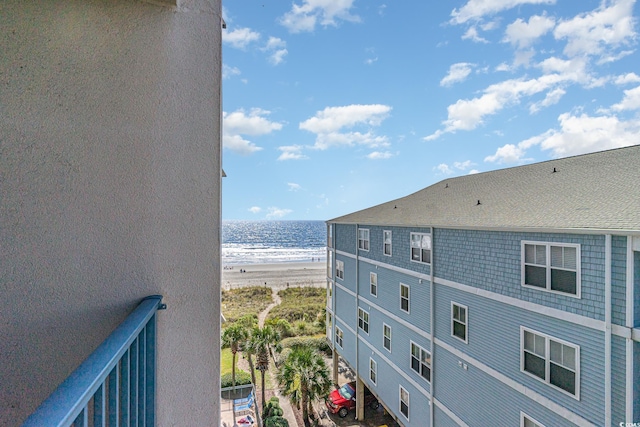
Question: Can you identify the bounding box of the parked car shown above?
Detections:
[325,382,379,418]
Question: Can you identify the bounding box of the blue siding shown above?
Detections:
[335,253,357,294]
[433,229,606,320]
[335,224,356,254]
[611,335,626,423]
[611,236,627,326]
[358,261,431,333]
[435,284,605,425]
[433,345,579,427]
[433,406,461,427]
[334,316,357,367]
[334,286,357,329]
[635,251,640,327]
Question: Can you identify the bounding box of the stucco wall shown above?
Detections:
[0,0,222,425]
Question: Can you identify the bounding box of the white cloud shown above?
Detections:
[300,104,392,150]
[454,160,475,170]
[222,64,241,80]
[222,27,260,49]
[451,0,556,24]
[266,207,293,219]
[248,206,262,214]
[462,27,489,43]
[614,73,640,85]
[503,14,555,49]
[487,112,640,162]
[554,0,636,60]
[529,87,566,113]
[440,63,474,87]
[367,151,394,159]
[365,57,378,65]
[612,85,640,111]
[277,145,308,161]
[223,108,283,155]
[279,0,360,33]
[468,169,480,174]
[287,182,302,191]
[436,163,453,175]
[262,37,288,65]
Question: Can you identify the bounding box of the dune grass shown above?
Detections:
[222,286,273,324]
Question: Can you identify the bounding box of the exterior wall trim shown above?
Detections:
[358,294,431,341]
[604,235,612,427]
[336,249,357,260]
[435,337,597,427]
[433,398,470,427]
[334,313,357,337]
[625,235,634,421]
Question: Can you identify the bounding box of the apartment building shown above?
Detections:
[326,146,640,427]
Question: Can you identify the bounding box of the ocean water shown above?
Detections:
[222,220,327,265]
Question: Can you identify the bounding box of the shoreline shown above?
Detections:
[222,261,327,291]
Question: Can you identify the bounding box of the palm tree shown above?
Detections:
[247,325,282,409]
[277,346,331,424]
[236,315,259,389]
[221,323,248,391]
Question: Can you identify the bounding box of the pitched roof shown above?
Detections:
[329,145,640,233]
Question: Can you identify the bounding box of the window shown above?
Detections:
[327,313,333,341]
[521,327,579,398]
[336,259,344,280]
[369,358,377,384]
[327,224,333,248]
[335,327,343,348]
[383,230,392,256]
[399,386,409,420]
[452,302,467,343]
[410,232,431,264]
[327,281,332,299]
[358,308,369,334]
[370,273,377,297]
[383,324,391,351]
[522,241,580,297]
[358,228,370,251]
[521,413,546,427]
[327,251,333,277]
[410,342,431,382]
[400,284,410,313]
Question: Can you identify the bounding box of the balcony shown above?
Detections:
[21,296,165,427]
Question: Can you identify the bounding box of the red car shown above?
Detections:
[325,382,379,418]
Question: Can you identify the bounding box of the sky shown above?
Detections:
[221,0,640,221]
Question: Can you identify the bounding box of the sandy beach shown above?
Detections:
[222,261,327,290]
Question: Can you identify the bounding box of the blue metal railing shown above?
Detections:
[22,295,165,427]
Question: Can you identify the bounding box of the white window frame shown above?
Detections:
[369,358,377,385]
[410,341,431,383]
[383,230,392,256]
[358,308,369,334]
[521,241,581,298]
[399,386,409,421]
[383,323,392,352]
[451,302,468,343]
[358,228,370,251]
[400,283,410,314]
[327,312,333,342]
[327,250,333,278]
[327,281,333,303]
[520,326,580,399]
[370,272,377,297]
[336,259,344,280]
[520,412,546,427]
[410,232,431,264]
[335,326,343,349]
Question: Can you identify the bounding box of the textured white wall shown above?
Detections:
[0,0,222,425]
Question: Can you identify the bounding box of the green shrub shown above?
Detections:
[262,397,284,419]
[264,416,289,427]
[220,370,251,388]
[281,336,331,355]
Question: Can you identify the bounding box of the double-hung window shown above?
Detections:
[383,230,392,256]
[400,283,410,313]
[522,241,580,297]
[358,308,369,334]
[410,342,431,382]
[336,259,344,280]
[399,386,409,420]
[410,232,431,264]
[335,327,343,348]
[383,324,392,352]
[452,302,467,343]
[370,273,377,297]
[521,327,580,398]
[358,228,370,251]
[369,358,377,384]
[521,412,546,427]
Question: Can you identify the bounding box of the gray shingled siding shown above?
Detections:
[611,335,627,424]
[435,284,604,424]
[335,223,356,254]
[433,228,606,321]
[611,236,628,326]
